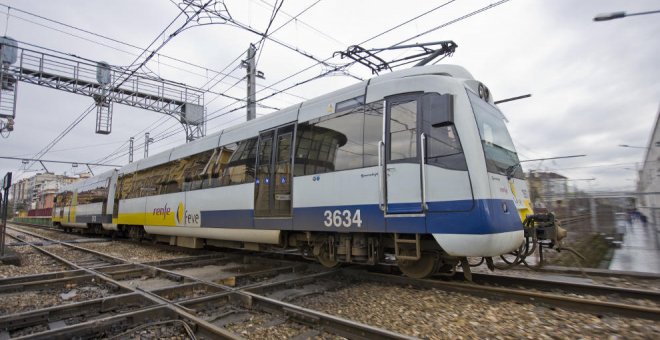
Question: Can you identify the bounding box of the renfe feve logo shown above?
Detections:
[153,203,171,219]
[176,202,200,225]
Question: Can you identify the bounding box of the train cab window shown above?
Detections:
[389,100,418,161]
[221,137,258,185]
[363,101,383,167]
[467,90,522,178]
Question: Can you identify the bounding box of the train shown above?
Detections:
[51,64,554,278]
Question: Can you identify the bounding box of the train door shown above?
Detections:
[384,94,424,214]
[255,124,294,218]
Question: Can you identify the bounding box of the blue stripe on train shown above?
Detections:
[200,199,522,235]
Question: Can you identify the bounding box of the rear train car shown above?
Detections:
[52,170,116,234]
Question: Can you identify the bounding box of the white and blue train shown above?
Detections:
[53,64,538,278]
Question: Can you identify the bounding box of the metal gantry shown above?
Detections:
[0,42,206,142]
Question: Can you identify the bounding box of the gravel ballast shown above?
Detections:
[296,282,660,339]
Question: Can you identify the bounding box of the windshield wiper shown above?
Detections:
[505,163,521,180]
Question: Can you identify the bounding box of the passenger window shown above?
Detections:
[181,149,215,191]
[222,137,258,185]
[161,160,183,194]
[210,144,236,188]
[294,107,364,176]
[318,108,364,171]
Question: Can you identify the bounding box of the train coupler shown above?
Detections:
[523,213,567,248]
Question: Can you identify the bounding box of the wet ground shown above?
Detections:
[609,219,660,274]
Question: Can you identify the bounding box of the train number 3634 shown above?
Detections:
[323,209,363,228]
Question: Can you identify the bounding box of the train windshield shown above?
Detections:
[467,90,523,179]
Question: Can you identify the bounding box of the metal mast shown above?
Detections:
[246,43,257,121]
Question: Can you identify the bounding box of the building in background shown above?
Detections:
[637,109,660,226]
[527,171,569,214]
[10,172,86,214]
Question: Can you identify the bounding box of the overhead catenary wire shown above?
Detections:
[0,2,242,87]
[0,2,308,102]
[94,1,465,165]
[92,1,367,166]
[94,2,326,164]
[255,0,344,46]
[23,0,202,172]
[96,0,512,168]
[26,3,310,167]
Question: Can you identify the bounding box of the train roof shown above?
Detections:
[119,64,476,175]
[59,168,115,192]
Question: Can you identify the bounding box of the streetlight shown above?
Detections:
[594,10,660,21]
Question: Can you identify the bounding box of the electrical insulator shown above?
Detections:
[6,118,13,131]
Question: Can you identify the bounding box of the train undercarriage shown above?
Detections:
[54,212,566,279]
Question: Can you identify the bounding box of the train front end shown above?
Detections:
[423,71,532,260]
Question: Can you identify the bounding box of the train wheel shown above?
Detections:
[398,251,439,279]
[316,246,339,268]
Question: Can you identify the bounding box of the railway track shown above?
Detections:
[362,270,660,320]
[3,222,660,338]
[1,225,413,339]
[462,271,660,304]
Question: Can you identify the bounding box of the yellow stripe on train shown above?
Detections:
[116,212,177,226]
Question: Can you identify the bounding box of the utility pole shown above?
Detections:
[129,137,134,163]
[144,133,153,159]
[246,43,257,121]
[1,172,12,259]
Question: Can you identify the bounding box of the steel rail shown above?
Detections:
[6,226,122,268]
[342,270,660,321]
[2,226,240,339]
[531,266,660,280]
[458,272,660,304]
[5,225,413,339]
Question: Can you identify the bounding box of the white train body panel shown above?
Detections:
[56,65,531,259]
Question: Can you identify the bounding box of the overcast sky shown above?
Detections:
[0,0,658,192]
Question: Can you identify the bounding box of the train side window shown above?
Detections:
[318,107,364,171]
[363,101,383,167]
[180,149,215,191]
[162,160,184,194]
[119,174,135,199]
[210,144,236,188]
[221,137,258,185]
[294,107,364,176]
[421,93,467,171]
[294,126,307,176]
[425,125,468,170]
[63,190,73,206]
